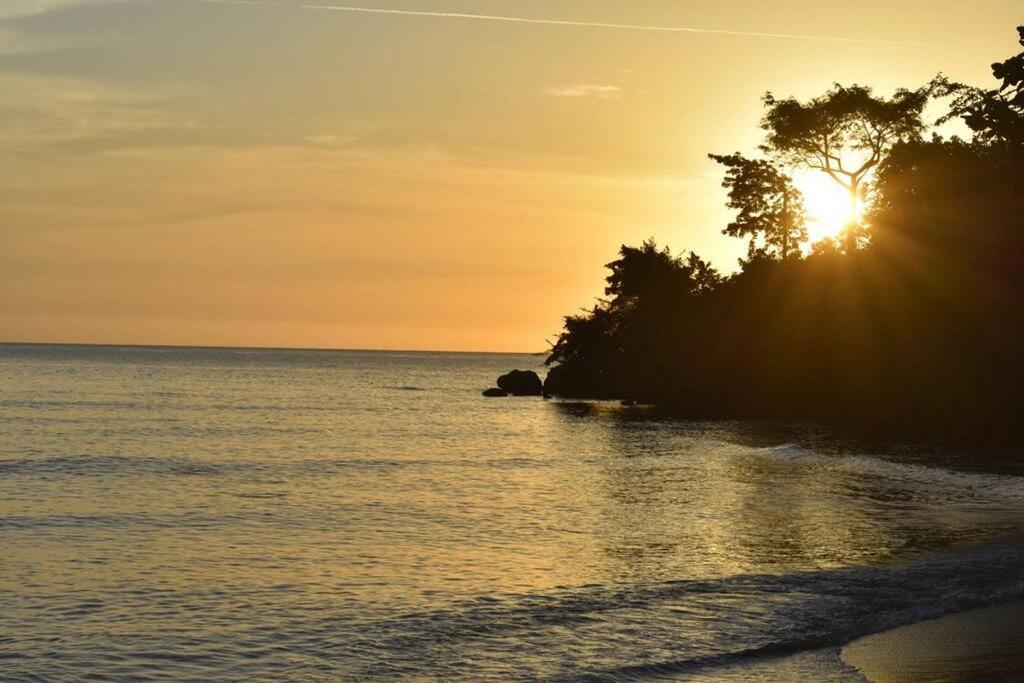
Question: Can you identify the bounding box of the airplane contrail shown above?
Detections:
[187,0,935,47]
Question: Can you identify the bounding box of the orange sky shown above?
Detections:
[0,0,1018,351]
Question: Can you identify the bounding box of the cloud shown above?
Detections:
[0,0,116,22]
[303,133,358,147]
[545,84,623,100]
[0,73,199,154]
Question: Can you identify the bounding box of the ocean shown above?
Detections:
[3,343,1024,681]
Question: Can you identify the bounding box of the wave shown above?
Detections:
[746,442,1024,501]
[0,454,226,477]
[752,442,817,460]
[0,511,227,531]
[337,542,1024,680]
[0,398,342,413]
[0,453,560,476]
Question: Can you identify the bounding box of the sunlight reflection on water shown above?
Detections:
[2,344,1024,679]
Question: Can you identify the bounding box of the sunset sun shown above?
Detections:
[793,170,859,243]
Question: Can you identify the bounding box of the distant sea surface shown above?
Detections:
[4,343,1024,681]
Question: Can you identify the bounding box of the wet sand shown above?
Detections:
[842,601,1024,682]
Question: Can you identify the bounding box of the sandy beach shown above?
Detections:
[842,601,1024,682]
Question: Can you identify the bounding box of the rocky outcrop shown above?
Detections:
[496,370,543,396]
[542,365,569,396]
[482,388,509,397]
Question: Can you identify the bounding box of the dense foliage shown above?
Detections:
[545,27,1024,440]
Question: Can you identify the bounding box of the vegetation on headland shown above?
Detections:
[544,27,1024,440]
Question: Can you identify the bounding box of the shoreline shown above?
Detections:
[841,600,1024,681]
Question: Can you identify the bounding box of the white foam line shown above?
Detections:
[187,0,935,47]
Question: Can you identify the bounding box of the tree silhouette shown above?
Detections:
[604,240,721,301]
[709,153,808,261]
[760,84,927,253]
[684,251,721,295]
[546,240,720,399]
[932,26,1024,144]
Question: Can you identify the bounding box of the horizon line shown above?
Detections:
[188,0,937,47]
[0,339,545,356]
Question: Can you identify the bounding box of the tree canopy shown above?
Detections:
[709,153,808,262]
[760,84,928,252]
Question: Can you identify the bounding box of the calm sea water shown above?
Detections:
[3,343,1024,681]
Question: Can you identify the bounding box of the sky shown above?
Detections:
[1,0,1019,351]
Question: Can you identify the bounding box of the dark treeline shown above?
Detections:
[544,27,1024,441]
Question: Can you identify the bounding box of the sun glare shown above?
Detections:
[793,170,858,243]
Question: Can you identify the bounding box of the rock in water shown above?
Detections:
[482,388,508,397]
[542,364,578,397]
[496,370,543,396]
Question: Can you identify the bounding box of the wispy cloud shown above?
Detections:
[545,84,622,100]
[0,0,115,22]
[303,133,358,146]
[187,0,935,47]
[0,74,197,152]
